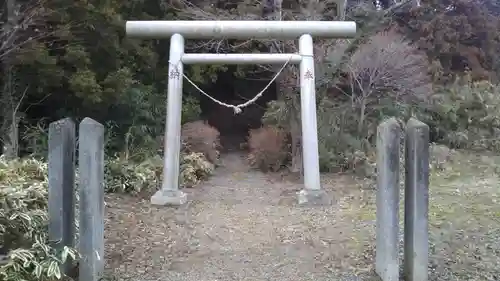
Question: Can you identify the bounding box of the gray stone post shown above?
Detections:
[404,118,429,281]
[78,118,105,281]
[376,117,401,281]
[48,118,76,274]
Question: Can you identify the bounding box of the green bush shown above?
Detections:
[0,156,78,281]
[105,152,214,193]
[182,96,202,124]
[315,98,375,175]
[105,156,163,193]
[0,148,214,281]
[179,152,214,188]
[416,80,500,152]
[264,91,380,173]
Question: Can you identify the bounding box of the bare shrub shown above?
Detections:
[181,120,220,163]
[247,126,288,172]
[347,29,431,133]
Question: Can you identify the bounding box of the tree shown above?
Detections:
[1,0,53,158]
[394,0,500,81]
[1,0,175,157]
[345,30,431,133]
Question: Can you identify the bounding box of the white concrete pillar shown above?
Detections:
[151,33,187,205]
[297,34,328,205]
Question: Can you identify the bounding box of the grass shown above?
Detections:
[426,145,500,280]
[340,144,500,280]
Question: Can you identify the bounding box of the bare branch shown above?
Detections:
[163,0,345,90]
[347,30,431,103]
[0,0,68,61]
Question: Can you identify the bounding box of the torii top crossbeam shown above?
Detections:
[125,20,357,39]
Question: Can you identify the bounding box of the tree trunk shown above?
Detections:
[289,103,302,173]
[358,98,366,135]
[3,113,20,159]
[286,67,303,174]
[1,0,19,159]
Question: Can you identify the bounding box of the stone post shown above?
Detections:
[404,118,430,281]
[48,118,76,274]
[78,118,105,281]
[376,117,401,281]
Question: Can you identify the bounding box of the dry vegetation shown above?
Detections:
[426,145,500,280]
[181,120,221,164]
[346,30,431,133]
[247,126,288,172]
[352,144,500,280]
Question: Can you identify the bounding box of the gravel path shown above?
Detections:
[104,153,379,281]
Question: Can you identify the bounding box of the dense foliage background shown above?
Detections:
[2,0,500,164]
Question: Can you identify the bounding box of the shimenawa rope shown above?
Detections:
[168,56,292,114]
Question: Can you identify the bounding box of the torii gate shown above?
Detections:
[125,20,357,206]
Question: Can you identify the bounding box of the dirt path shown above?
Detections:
[104,153,378,281]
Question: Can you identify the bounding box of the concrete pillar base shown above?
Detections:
[297,189,331,205]
[151,190,187,206]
